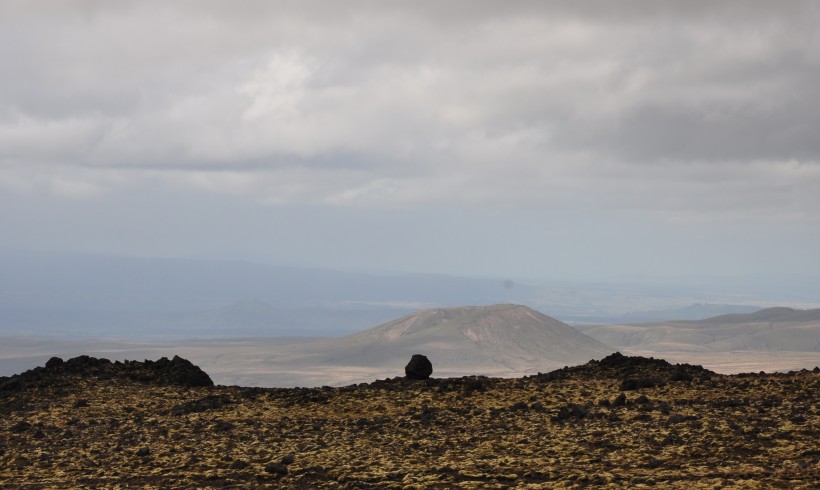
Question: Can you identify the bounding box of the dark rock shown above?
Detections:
[0,376,23,392]
[33,429,45,439]
[13,456,30,468]
[620,378,663,391]
[214,420,235,432]
[667,414,698,425]
[536,352,712,384]
[613,393,627,407]
[598,351,626,366]
[171,395,232,416]
[45,357,64,369]
[136,447,150,457]
[812,366,819,373]
[73,399,89,408]
[64,355,111,373]
[632,413,653,422]
[265,462,289,475]
[465,377,486,391]
[661,432,682,446]
[281,454,295,465]
[11,421,31,433]
[405,354,433,380]
[2,355,213,392]
[635,395,650,404]
[553,404,588,422]
[230,460,249,469]
[166,355,214,387]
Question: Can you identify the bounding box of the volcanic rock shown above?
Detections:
[1,352,817,488]
[45,357,64,369]
[534,352,712,383]
[405,354,433,380]
[265,462,288,475]
[11,421,31,433]
[0,355,214,391]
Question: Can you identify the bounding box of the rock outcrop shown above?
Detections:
[530,352,712,387]
[0,355,213,395]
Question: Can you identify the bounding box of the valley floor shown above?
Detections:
[2,337,819,387]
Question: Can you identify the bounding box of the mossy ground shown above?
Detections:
[1,360,818,489]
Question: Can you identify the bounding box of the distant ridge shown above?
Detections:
[692,307,820,325]
[619,303,761,322]
[579,306,820,353]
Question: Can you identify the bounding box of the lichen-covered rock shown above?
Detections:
[1,355,817,488]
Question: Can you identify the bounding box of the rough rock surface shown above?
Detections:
[0,355,213,394]
[531,351,712,387]
[404,354,433,380]
[1,354,818,488]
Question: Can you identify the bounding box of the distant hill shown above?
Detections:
[692,306,820,325]
[291,304,613,381]
[579,307,820,352]
[618,303,761,322]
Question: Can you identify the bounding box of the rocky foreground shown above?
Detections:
[1,354,818,489]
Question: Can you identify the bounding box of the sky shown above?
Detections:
[1,1,819,283]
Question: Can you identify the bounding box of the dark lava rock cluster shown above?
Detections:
[0,355,213,395]
[532,351,712,389]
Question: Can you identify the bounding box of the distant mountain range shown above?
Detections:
[2,250,818,339]
[0,252,534,338]
[617,303,761,322]
[577,307,820,352]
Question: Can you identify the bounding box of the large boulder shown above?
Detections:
[405,354,433,380]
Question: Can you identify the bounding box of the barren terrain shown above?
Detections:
[2,353,818,488]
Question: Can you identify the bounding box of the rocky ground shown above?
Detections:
[1,353,818,489]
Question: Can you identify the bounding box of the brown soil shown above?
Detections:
[1,354,818,489]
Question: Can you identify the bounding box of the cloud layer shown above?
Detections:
[2,2,820,280]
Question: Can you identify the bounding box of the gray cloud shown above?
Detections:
[1,1,819,279]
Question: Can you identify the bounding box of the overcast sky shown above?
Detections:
[1,1,819,282]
